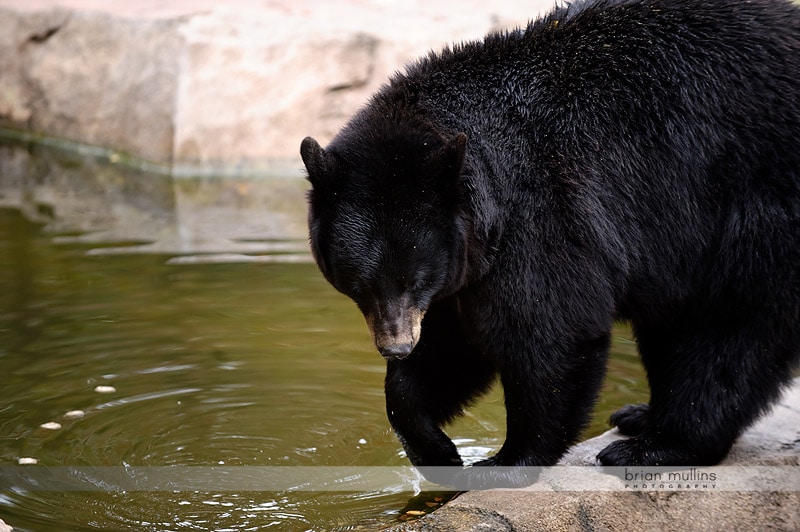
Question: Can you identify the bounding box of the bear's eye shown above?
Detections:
[350,281,368,298]
[409,270,432,292]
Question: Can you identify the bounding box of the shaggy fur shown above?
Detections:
[300,0,800,487]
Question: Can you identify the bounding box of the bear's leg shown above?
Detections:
[384,307,496,469]
[455,332,610,487]
[609,403,650,436]
[597,320,798,466]
[385,355,496,467]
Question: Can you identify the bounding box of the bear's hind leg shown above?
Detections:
[598,319,798,466]
[609,403,649,436]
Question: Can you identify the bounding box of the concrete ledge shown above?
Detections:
[392,378,800,531]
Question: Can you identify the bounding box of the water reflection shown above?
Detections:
[0,137,309,258]
[0,139,648,531]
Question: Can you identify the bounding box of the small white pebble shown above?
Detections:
[358,438,367,445]
[94,385,116,393]
[64,410,85,419]
[18,457,38,465]
[40,422,62,430]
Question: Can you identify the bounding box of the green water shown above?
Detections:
[0,144,648,531]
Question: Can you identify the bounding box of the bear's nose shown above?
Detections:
[379,342,415,360]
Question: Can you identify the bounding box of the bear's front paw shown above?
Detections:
[450,460,541,489]
[414,466,463,487]
[401,435,463,470]
[608,403,649,436]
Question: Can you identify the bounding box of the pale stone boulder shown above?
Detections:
[0,7,181,164]
[0,0,554,174]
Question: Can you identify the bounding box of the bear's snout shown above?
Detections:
[378,342,415,360]
[364,300,424,360]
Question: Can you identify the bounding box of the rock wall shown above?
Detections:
[0,0,553,175]
[0,7,182,165]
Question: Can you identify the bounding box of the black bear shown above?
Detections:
[300,0,800,487]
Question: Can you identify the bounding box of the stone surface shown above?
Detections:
[0,0,555,175]
[391,378,800,531]
[0,6,182,164]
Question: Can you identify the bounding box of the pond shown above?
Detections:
[0,138,648,531]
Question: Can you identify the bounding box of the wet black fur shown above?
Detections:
[301,0,800,486]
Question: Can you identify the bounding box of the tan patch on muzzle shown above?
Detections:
[365,305,425,360]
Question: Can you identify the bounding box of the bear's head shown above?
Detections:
[300,130,468,360]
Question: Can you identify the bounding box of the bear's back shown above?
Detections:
[369,0,800,319]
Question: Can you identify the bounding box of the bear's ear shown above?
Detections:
[300,136,331,186]
[448,132,467,173]
[433,132,467,177]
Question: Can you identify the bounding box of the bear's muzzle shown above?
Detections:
[364,299,424,360]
